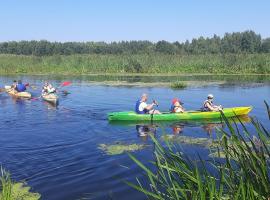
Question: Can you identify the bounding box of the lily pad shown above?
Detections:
[98,143,147,155]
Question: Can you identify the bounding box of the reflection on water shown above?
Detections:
[114,115,251,140]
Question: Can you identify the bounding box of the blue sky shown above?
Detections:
[0,0,269,42]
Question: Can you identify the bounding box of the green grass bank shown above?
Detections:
[0,53,269,75]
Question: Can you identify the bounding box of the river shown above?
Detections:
[0,75,269,199]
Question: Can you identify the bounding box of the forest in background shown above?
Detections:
[0,30,270,75]
[1,30,270,56]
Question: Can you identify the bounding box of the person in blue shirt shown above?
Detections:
[135,93,161,114]
[15,80,27,92]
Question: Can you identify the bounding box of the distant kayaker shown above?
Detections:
[11,80,17,89]
[15,80,27,92]
[135,93,161,114]
[42,82,56,95]
[170,98,185,113]
[202,94,222,111]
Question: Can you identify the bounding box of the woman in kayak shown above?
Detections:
[135,93,161,114]
[170,98,185,113]
[202,94,222,111]
[42,82,56,95]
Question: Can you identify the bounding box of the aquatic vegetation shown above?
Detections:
[127,103,270,199]
[98,143,147,155]
[170,81,187,89]
[0,170,40,200]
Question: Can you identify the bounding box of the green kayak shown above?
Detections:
[108,106,252,121]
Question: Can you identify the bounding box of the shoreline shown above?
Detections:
[1,73,270,77]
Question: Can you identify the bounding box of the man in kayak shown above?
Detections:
[135,93,161,114]
[202,94,222,111]
[15,80,27,92]
[170,98,185,113]
[42,82,56,95]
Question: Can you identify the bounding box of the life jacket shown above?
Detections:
[170,104,175,113]
[135,100,147,114]
[16,83,26,92]
[202,100,213,111]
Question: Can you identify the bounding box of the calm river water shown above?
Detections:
[0,75,269,200]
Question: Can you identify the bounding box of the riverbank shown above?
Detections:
[0,53,270,75]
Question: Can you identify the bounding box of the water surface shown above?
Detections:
[0,75,269,200]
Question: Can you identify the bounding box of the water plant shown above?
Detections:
[98,143,147,155]
[127,102,270,199]
[0,169,41,200]
[170,81,188,89]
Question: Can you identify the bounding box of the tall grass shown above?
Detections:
[0,53,270,75]
[127,102,270,199]
[0,168,41,200]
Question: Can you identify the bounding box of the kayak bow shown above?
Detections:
[108,107,252,121]
[42,93,59,105]
[5,85,32,99]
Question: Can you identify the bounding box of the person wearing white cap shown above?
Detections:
[202,94,222,111]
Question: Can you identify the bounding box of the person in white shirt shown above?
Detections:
[135,93,161,114]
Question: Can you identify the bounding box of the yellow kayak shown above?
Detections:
[5,86,31,99]
[42,93,58,105]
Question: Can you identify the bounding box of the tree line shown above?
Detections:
[0,30,270,56]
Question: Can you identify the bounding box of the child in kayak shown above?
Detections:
[202,94,222,111]
[170,98,185,113]
[11,80,17,89]
[135,93,161,114]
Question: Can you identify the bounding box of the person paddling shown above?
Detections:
[42,82,56,95]
[170,98,185,113]
[202,94,222,111]
[15,80,27,92]
[135,93,161,114]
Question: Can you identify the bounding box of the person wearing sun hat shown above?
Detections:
[202,94,222,111]
[170,98,185,113]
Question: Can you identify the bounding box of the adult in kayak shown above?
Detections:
[135,93,161,114]
[170,98,185,113]
[202,94,222,111]
[42,82,56,95]
[15,80,28,92]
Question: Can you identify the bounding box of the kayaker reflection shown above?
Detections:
[202,94,223,112]
[202,122,223,136]
[136,124,156,139]
[42,82,56,95]
[135,93,161,114]
[170,98,185,113]
[172,124,184,135]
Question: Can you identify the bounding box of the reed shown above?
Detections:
[0,168,41,200]
[170,81,187,89]
[0,53,269,75]
[127,102,270,199]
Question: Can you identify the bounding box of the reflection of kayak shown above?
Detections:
[4,86,32,98]
[42,93,58,105]
[108,107,252,121]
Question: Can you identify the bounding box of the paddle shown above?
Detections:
[150,100,158,123]
[59,81,72,88]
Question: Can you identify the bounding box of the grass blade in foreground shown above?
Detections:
[127,103,270,199]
